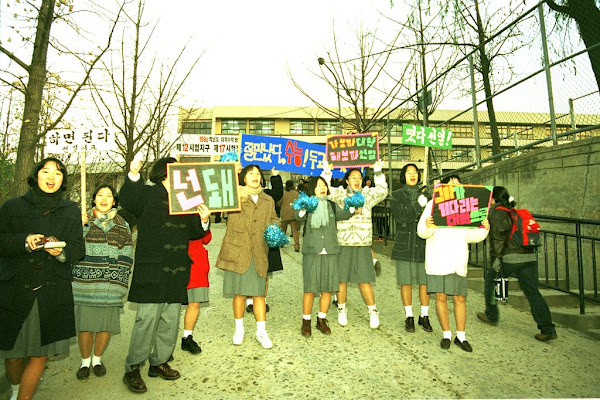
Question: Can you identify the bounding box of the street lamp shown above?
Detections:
[318,57,343,134]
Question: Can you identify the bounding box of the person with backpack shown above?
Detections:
[477,186,557,342]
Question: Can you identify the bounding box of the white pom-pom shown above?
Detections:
[508,196,515,203]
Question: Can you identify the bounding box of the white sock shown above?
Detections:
[256,320,266,334]
[372,258,378,265]
[183,329,193,338]
[80,356,91,368]
[317,312,327,319]
[10,384,19,400]
[367,304,377,313]
[420,306,429,317]
[91,354,102,366]
[338,303,346,311]
[303,314,311,320]
[234,318,244,331]
[404,306,413,317]
[246,298,253,306]
[456,331,466,342]
[443,330,452,340]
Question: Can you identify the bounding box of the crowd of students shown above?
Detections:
[0,157,555,399]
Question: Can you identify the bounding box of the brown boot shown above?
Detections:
[123,365,147,393]
[301,318,312,337]
[316,317,331,334]
[148,363,181,380]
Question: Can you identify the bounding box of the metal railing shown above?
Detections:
[372,203,600,314]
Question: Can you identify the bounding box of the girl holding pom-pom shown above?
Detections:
[321,160,388,329]
[216,164,280,349]
[296,177,354,337]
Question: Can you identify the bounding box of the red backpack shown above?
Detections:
[497,207,541,249]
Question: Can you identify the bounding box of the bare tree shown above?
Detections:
[544,0,600,93]
[88,0,202,170]
[0,0,121,196]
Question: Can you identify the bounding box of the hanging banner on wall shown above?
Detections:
[326,132,379,168]
[402,124,453,149]
[431,183,493,227]
[175,134,239,155]
[45,128,118,153]
[240,134,344,178]
[167,162,240,215]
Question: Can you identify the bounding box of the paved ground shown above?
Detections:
[4,222,600,399]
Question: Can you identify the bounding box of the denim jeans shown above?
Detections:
[483,260,556,335]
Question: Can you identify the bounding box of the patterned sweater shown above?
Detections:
[72,210,134,307]
[324,171,388,247]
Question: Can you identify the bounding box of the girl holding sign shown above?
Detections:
[216,164,280,349]
[417,176,489,352]
[321,160,388,329]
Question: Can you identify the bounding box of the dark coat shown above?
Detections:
[0,191,85,350]
[265,175,284,273]
[488,204,533,263]
[119,176,208,304]
[390,186,426,262]
[295,201,352,254]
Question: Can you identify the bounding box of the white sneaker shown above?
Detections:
[338,308,348,327]
[369,309,380,329]
[232,329,244,345]
[256,331,273,349]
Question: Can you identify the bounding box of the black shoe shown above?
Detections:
[440,338,451,350]
[92,362,106,377]
[148,363,181,380]
[332,297,338,307]
[405,317,415,332]
[123,366,147,393]
[477,312,499,326]
[76,366,90,380]
[246,303,253,313]
[181,335,202,354]
[454,337,473,352]
[374,260,382,277]
[535,332,558,342]
[418,316,433,332]
[266,303,270,312]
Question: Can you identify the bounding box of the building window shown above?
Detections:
[181,120,211,135]
[221,119,247,134]
[318,120,341,135]
[499,124,534,139]
[446,123,473,138]
[249,119,274,135]
[388,145,410,160]
[430,148,449,162]
[289,120,315,135]
[450,146,474,162]
[384,121,403,136]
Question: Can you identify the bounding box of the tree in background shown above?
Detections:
[0,0,121,196]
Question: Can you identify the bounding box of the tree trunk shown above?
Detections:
[570,0,600,92]
[12,0,56,196]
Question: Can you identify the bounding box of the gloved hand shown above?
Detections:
[417,194,428,208]
[492,258,502,272]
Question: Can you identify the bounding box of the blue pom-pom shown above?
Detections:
[264,223,290,248]
[344,191,365,210]
[219,151,238,162]
[292,192,318,213]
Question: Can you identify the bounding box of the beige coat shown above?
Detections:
[216,192,280,278]
[279,189,299,221]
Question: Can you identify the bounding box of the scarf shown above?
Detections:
[311,196,329,229]
[238,185,263,203]
[92,208,118,229]
[30,185,63,214]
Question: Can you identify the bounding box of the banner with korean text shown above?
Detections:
[45,128,118,153]
[240,134,343,177]
[402,124,452,149]
[431,184,493,227]
[175,134,238,155]
[167,162,240,215]
[326,133,379,168]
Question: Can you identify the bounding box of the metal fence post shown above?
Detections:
[538,4,558,146]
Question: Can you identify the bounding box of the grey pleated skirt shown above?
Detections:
[303,254,339,294]
[187,287,209,303]
[396,260,427,286]
[223,259,267,297]
[338,246,375,284]
[0,299,70,359]
[74,305,121,335]
[426,274,468,296]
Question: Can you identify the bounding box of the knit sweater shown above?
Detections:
[323,171,388,247]
[72,210,133,307]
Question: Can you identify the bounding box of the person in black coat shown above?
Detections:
[0,157,85,400]
[120,157,211,394]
